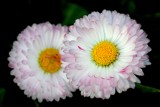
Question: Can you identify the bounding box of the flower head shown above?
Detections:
[62,10,151,99]
[8,22,75,102]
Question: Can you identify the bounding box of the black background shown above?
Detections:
[0,0,160,107]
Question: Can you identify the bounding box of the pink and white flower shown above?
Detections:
[62,10,151,99]
[8,22,75,102]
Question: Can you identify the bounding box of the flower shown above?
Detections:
[62,10,151,99]
[8,22,75,102]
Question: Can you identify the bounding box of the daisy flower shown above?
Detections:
[8,22,75,102]
[62,10,151,99]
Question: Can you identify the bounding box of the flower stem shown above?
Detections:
[34,100,40,107]
[136,83,160,93]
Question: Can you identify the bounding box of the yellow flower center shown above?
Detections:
[91,40,118,66]
[38,48,61,74]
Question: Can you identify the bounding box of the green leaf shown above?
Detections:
[154,12,160,18]
[136,83,160,93]
[140,12,160,19]
[62,2,88,25]
[121,0,136,14]
[0,88,5,107]
[127,0,136,14]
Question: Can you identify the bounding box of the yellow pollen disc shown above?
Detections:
[38,48,61,74]
[91,40,118,66]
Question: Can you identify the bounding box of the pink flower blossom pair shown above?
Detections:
[8,10,151,102]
